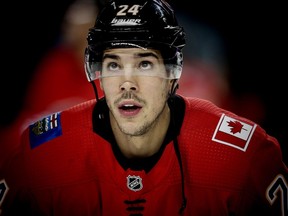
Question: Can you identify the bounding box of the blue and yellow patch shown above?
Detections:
[29,112,62,149]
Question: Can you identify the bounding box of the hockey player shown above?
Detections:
[1,0,287,215]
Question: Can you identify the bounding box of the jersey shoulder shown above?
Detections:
[181,96,272,152]
[5,99,99,186]
[24,99,96,149]
[179,97,287,190]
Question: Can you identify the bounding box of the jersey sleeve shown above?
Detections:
[243,132,288,215]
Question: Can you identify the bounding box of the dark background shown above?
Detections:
[1,0,287,163]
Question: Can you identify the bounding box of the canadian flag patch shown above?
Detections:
[212,114,257,151]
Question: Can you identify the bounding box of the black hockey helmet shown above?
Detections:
[84,0,186,81]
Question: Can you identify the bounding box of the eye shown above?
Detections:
[139,61,152,70]
[107,62,120,71]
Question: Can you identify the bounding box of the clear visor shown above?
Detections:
[84,46,183,81]
[85,61,182,81]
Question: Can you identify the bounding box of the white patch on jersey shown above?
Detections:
[212,114,257,151]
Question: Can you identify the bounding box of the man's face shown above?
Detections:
[100,48,173,136]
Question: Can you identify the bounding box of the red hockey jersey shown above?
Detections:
[1,96,287,215]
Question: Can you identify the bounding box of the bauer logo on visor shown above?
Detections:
[111,18,142,26]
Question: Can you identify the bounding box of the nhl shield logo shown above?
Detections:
[127,175,143,192]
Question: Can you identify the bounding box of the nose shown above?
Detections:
[120,80,137,91]
[119,65,138,91]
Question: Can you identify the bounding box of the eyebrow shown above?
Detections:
[103,52,159,61]
[137,52,159,59]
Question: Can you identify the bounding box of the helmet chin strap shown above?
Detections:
[91,81,100,102]
[170,79,179,96]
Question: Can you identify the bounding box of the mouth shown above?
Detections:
[118,102,142,117]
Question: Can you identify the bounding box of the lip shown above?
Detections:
[118,100,142,117]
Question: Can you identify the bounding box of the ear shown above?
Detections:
[99,78,104,90]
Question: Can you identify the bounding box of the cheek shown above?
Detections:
[100,78,117,94]
[144,79,171,98]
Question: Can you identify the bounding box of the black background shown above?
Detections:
[1,0,287,163]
